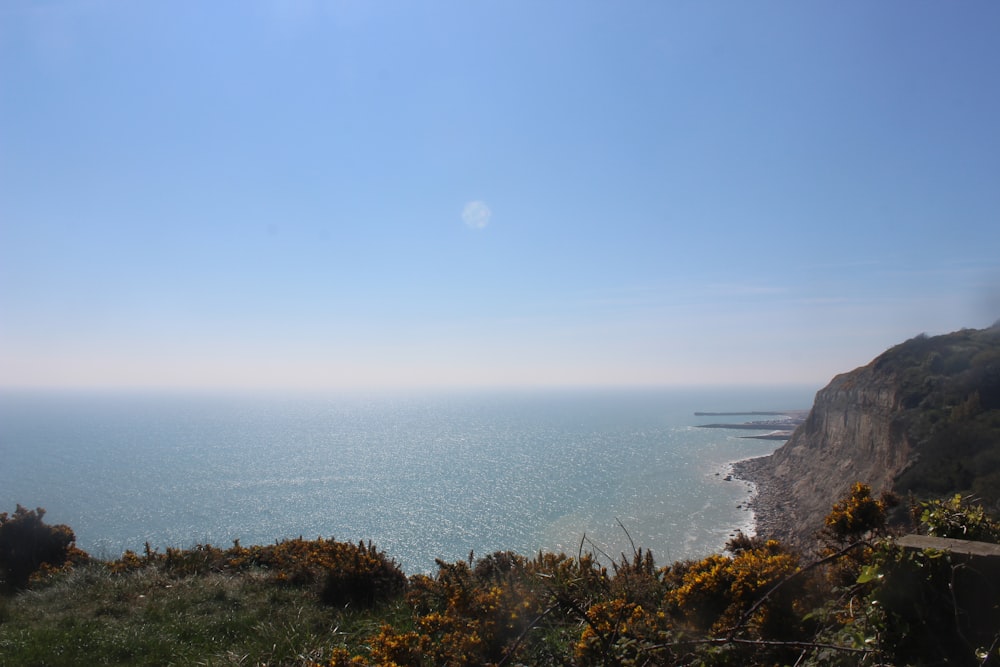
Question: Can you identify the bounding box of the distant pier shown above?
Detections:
[694,411,791,416]
[695,409,808,441]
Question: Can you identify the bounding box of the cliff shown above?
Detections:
[736,324,1000,549]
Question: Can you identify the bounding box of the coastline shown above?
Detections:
[730,453,790,545]
[701,408,807,546]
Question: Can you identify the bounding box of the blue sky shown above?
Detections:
[1,1,998,390]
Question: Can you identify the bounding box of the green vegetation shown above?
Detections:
[0,526,409,666]
[3,492,999,666]
[0,505,88,593]
[872,326,1000,507]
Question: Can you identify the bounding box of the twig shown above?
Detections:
[949,562,974,653]
[616,517,638,558]
[979,632,1000,666]
[583,534,615,565]
[652,636,873,655]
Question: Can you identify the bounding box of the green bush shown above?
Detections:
[0,505,87,592]
[319,540,408,608]
[107,536,407,609]
[917,494,1000,542]
[864,495,1000,665]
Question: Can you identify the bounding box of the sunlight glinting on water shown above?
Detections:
[0,387,808,572]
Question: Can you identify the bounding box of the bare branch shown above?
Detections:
[616,517,638,558]
[651,635,873,655]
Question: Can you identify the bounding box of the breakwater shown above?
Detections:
[695,410,808,440]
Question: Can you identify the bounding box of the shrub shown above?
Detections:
[105,536,407,609]
[402,554,548,664]
[0,505,88,592]
[917,493,1000,542]
[823,483,893,544]
[663,540,801,637]
[319,540,408,608]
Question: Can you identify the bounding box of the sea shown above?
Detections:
[0,386,814,574]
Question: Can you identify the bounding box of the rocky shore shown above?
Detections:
[731,454,799,548]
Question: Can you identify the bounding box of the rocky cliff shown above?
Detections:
[736,324,1000,549]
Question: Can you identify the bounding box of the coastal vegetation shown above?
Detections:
[2,490,999,666]
[868,326,1000,507]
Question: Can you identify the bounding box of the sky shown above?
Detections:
[1,1,999,391]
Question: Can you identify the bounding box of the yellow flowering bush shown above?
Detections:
[365,626,430,666]
[401,555,552,665]
[824,482,892,543]
[574,598,673,665]
[664,540,800,636]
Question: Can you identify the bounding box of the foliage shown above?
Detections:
[0,505,89,592]
[917,493,1000,542]
[108,536,407,609]
[865,548,1000,663]
[0,560,404,666]
[841,492,1000,666]
[875,327,1000,507]
[822,482,895,544]
[8,485,1000,665]
[333,539,847,665]
[375,550,610,666]
[663,539,802,637]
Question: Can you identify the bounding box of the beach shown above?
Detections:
[731,454,794,546]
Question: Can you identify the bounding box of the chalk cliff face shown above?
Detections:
[754,368,912,547]
[740,325,1000,549]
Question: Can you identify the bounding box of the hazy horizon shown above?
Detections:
[2,2,998,392]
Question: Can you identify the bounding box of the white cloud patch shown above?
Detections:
[462,201,491,229]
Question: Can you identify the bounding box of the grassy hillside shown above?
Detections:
[0,563,402,666]
[3,491,1000,666]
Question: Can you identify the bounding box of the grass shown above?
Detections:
[0,562,407,666]
[3,484,998,665]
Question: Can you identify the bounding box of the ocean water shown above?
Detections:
[0,386,813,573]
